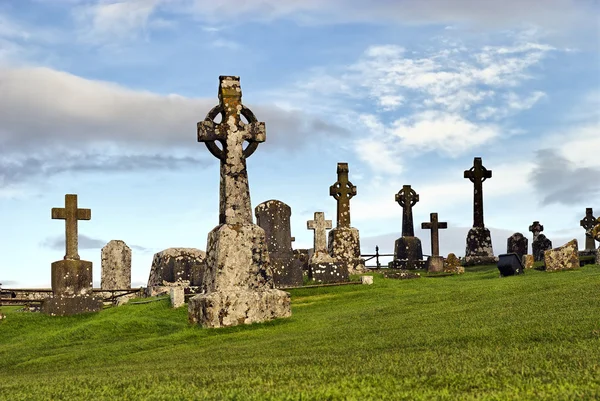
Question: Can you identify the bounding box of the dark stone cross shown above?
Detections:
[464,157,492,228]
[395,185,419,237]
[580,207,598,250]
[307,212,332,254]
[329,162,357,228]
[421,213,447,257]
[197,76,266,225]
[529,221,544,238]
[51,194,91,261]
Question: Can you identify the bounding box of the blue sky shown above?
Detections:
[0,0,598,288]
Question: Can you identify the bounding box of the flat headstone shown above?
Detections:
[101,240,132,290]
[506,233,528,262]
[544,239,579,272]
[148,248,206,287]
[497,253,523,277]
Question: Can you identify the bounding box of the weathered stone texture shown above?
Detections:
[544,239,579,272]
[464,227,497,266]
[293,249,310,275]
[393,185,424,268]
[580,208,598,251]
[147,248,206,287]
[426,255,444,273]
[532,234,552,262]
[170,287,185,308]
[328,227,365,273]
[51,194,91,260]
[522,254,535,269]
[596,247,600,266]
[361,276,373,285]
[308,212,348,283]
[506,233,528,262]
[444,253,465,274]
[255,200,303,288]
[101,240,132,290]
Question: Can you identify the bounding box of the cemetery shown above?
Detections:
[1,76,599,399]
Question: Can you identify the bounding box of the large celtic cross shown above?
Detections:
[197,76,265,225]
[580,208,598,250]
[329,162,356,228]
[464,157,492,228]
[529,221,544,238]
[395,185,419,237]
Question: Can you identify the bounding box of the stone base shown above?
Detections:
[270,256,304,288]
[51,259,94,296]
[188,289,291,328]
[426,256,444,273]
[544,239,579,272]
[394,236,423,265]
[391,259,427,269]
[465,227,494,264]
[308,261,349,283]
[42,295,102,316]
[328,227,365,274]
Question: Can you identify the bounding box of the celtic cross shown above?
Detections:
[329,162,357,228]
[464,157,492,228]
[529,221,544,238]
[197,76,265,225]
[580,208,598,250]
[395,185,419,237]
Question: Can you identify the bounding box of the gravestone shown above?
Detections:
[444,253,465,274]
[463,157,496,265]
[188,76,291,328]
[101,240,131,290]
[421,212,447,273]
[544,239,579,272]
[497,253,523,277]
[580,208,598,252]
[170,287,185,308]
[522,254,535,269]
[255,200,303,288]
[327,163,365,273]
[42,194,102,316]
[393,185,425,269]
[148,248,206,288]
[506,233,528,262]
[529,221,552,262]
[308,212,348,283]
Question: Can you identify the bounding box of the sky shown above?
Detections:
[0,0,599,288]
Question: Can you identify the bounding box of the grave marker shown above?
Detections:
[421,212,447,272]
[393,185,424,269]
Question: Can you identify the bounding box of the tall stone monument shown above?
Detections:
[255,200,303,288]
[421,213,447,272]
[463,157,496,265]
[580,208,598,253]
[101,240,132,290]
[327,163,365,274]
[393,185,425,269]
[308,212,348,283]
[529,221,552,262]
[188,76,291,328]
[42,194,102,316]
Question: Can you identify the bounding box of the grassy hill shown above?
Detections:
[1,264,599,400]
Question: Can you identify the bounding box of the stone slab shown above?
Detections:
[426,255,444,273]
[170,287,185,308]
[544,239,579,272]
[51,259,93,297]
[148,248,206,287]
[308,259,349,284]
[41,295,102,316]
[101,240,132,290]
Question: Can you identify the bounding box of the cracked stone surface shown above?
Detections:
[101,240,131,290]
[148,248,206,287]
[544,239,579,272]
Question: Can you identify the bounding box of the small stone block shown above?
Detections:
[522,254,535,269]
[361,276,373,285]
[308,261,349,284]
[41,295,102,316]
[426,255,444,273]
[51,259,93,296]
[170,287,185,308]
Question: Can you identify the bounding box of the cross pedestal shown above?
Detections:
[463,158,495,266]
[42,194,101,316]
[188,76,290,328]
[307,212,348,283]
[327,163,364,273]
[393,185,424,269]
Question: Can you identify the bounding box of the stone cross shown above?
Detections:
[395,185,419,237]
[464,157,492,228]
[421,213,447,257]
[529,221,544,238]
[197,76,266,225]
[580,208,598,250]
[329,162,357,228]
[307,212,332,254]
[51,194,91,261]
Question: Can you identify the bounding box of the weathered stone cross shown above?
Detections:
[529,221,544,238]
[395,185,419,237]
[464,157,492,228]
[421,213,447,257]
[197,76,266,225]
[580,208,598,250]
[51,194,91,261]
[329,162,356,228]
[307,212,332,254]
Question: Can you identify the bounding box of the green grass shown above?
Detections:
[1,264,599,400]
